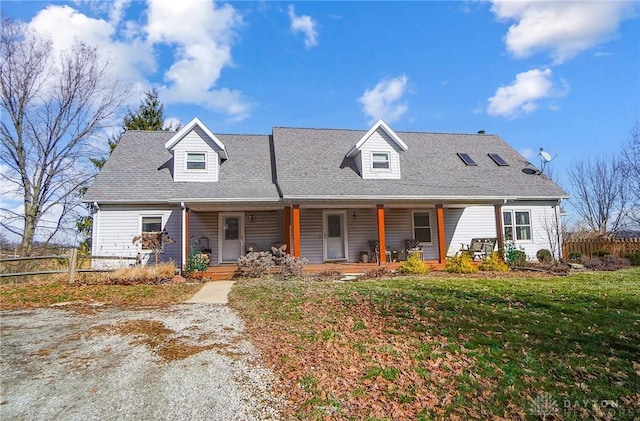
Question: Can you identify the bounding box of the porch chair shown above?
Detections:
[405,239,423,261]
[368,240,391,263]
[465,238,497,261]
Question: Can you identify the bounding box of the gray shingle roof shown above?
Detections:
[84,125,568,204]
[83,131,280,203]
[272,127,568,200]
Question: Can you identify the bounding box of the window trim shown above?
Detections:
[371,151,391,171]
[411,210,433,244]
[185,151,207,171]
[139,215,164,252]
[503,209,532,242]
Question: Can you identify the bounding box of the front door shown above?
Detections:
[219,213,244,263]
[323,211,347,261]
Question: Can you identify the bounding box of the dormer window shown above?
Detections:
[186,152,206,170]
[372,152,390,170]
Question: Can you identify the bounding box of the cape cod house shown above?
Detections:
[83,118,568,271]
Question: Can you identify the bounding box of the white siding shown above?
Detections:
[188,211,219,265]
[245,210,284,252]
[92,205,182,269]
[503,202,561,260]
[359,128,402,180]
[172,126,222,182]
[346,208,377,262]
[300,209,323,263]
[445,206,496,256]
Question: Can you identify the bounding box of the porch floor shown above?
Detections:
[195,260,446,281]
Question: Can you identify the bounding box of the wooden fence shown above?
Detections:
[562,238,640,258]
[0,250,137,284]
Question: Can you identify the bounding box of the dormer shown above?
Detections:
[164,117,228,182]
[345,119,408,179]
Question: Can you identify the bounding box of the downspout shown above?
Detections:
[93,202,100,257]
[181,202,186,273]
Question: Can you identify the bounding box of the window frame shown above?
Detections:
[185,151,207,171]
[371,151,391,171]
[139,215,164,251]
[503,210,532,242]
[412,210,433,244]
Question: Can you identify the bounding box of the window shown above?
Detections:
[457,152,477,166]
[186,152,206,170]
[488,153,509,166]
[372,152,390,170]
[413,211,432,243]
[503,210,531,241]
[141,216,163,250]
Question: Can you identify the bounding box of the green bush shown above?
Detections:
[445,253,477,274]
[592,249,610,257]
[504,241,527,267]
[536,249,553,263]
[568,251,582,261]
[625,252,640,266]
[398,253,430,275]
[185,251,209,275]
[479,253,509,272]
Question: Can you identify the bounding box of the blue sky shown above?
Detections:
[2,1,639,217]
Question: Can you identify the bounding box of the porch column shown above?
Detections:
[284,206,292,254]
[182,206,189,272]
[436,204,446,264]
[376,204,386,263]
[494,204,504,259]
[292,204,301,257]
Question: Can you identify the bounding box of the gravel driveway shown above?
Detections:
[0,304,285,420]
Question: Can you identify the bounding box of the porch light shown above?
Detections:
[351,211,357,219]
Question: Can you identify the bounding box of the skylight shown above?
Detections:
[488,153,509,166]
[457,153,477,166]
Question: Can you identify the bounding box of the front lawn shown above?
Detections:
[230,269,640,420]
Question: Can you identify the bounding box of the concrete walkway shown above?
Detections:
[185,281,235,304]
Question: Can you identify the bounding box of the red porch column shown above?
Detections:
[292,204,301,257]
[377,204,386,263]
[284,206,291,254]
[436,204,446,264]
[494,204,504,259]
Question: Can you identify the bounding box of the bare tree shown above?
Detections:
[621,122,640,229]
[0,18,125,254]
[568,155,628,235]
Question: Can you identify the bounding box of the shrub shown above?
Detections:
[279,254,306,278]
[504,241,527,267]
[583,255,630,271]
[237,251,274,278]
[536,249,553,263]
[185,251,210,275]
[101,262,177,285]
[568,251,582,261]
[398,253,430,275]
[479,253,509,272]
[625,252,640,266]
[271,245,288,265]
[445,253,477,274]
[592,249,610,257]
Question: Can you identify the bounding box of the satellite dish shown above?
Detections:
[538,147,558,174]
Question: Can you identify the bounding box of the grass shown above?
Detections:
[229,269,640,420]
[0,281,202,309]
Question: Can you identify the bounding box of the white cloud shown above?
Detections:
[288,5,318,49]
[491,1,635,63]
[487,68,567,119]
[146,0,251,121]
[26,1,251,122]
[358,75,409,124]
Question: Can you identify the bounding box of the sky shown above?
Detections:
[1,0,639,242]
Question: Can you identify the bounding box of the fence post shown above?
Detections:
[68,249,78,284]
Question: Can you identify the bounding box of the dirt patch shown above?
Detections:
[1,304,286,420]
